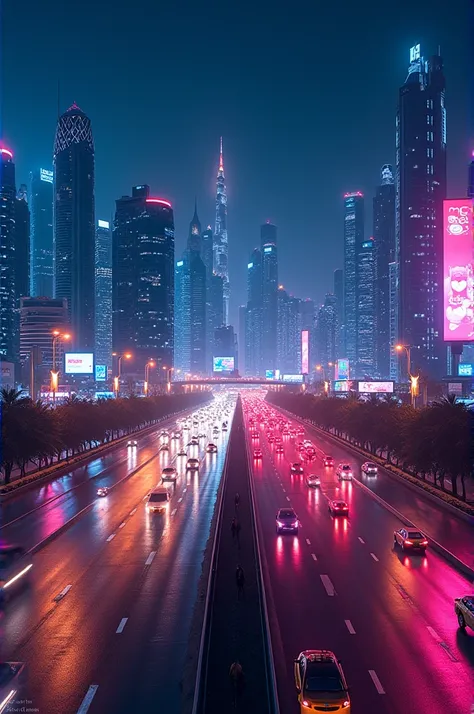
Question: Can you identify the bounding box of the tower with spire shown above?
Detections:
[214,137,229,324]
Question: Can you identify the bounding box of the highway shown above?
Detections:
[243,395,474,714]
[0,396,236,714]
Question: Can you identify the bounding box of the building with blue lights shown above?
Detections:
[30,168,53,298]
[0,147,17,363]
[343,192,364,365]
[245,249,263,375]
[373,165,395,378]
[95,219,112,372]
[214,138,229,324]
[356,238,376,376]
[261,221,278,372]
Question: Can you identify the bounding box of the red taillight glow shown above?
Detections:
[302,701,309,707]
[404,539,413,545]
[421,540,428,546]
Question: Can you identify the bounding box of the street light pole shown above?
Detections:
[395,344,417,408]
[144,360,155,396]
[112,352,132,398]
[51,330,70,404]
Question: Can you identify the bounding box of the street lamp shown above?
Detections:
[112,352,132,397]
[51,330,71,404]
[395,344,418,407]
[144,360,156,396]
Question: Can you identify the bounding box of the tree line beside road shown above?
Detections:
[0,389,210,485]
[266,391,474,502]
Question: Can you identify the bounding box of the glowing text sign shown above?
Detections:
[443,199,474,342]
[301,330,309,374]
[358,381,394,393]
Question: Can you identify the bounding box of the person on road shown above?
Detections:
[231,517,241,547]
[236,564,245,600]
[234,492,240,510]
[230,660,244,707]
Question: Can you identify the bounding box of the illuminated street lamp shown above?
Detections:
[395,344,418,407]
[51,330,71,404]
[144,360,156,396]
[112,352,132,397]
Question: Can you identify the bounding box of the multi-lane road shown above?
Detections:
[243,395,474,714]
[1,396,236,714]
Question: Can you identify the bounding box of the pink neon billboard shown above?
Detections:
[443,199,474,342]
[301,330,309,374]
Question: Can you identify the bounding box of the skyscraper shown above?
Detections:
[396,44,447,378]
[15,184,30,302]
[0,147,16,362]
[238,305,246,375]
[315,294,338,367]
[343,192,364,365]
[95,220,112,371]
[277,287,301,374]
[468,151,474,199]
[389,261,399,381]
[201,225,214,373]
[356,238,376,376]
[188,204,206,375]
[214,138,229,324]
[261,221,278,371]
[174,257,191,373]
[300,298,315,376]
[113,186,174,370]
[53,103,95,351]
[333,269,343,358]
[19,296,68,373]
[30,168,53,297]
[245,249,263,375]
[373,165,396,378]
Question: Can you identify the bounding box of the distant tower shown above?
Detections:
[30,168,54,297]
[468,151,474,199]
[343,192,364,366]
[53,103,95,350]
[187,202,206,374]
[261,221,278,371]
[95,220,112,371]
[373,165,395,378]
[245,249,263,375]
[0,147,17,361]
[214,137,229,324]
[356,237,376,376]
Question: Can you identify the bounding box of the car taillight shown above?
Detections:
[404,539,413,545]
[292,521,298,527]
[277,521,284,527]
[421,540,428,545]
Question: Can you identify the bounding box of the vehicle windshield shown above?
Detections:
[279,510,296,519]
[149,493,168,503]
[342,465,351,470]
[163,468,175,473]
[367,462,376,467]
[305,664,344,692]
[293,463,302,468]
[407,531,423,539]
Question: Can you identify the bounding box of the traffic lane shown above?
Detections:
[5,432,231,714]
[253,449,473,714]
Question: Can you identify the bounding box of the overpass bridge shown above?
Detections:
[174,377,292,386]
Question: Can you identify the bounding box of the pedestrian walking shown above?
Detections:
[230,660,245,708]
[236,564,245,600]
[231,517,237,540]
[234,492,240,511]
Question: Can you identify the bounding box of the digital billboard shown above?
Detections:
[95,364,107,381]
[358,381,394,393]
[265,370,275,380]
[64,353,94,375]
[458,363,473,376]
[301,330,309,374]
[333,380,349,392]
[213,357,235,373]
[282,374,303,383]
[443,199,474,342]
[335,358,350,380]
[448,383,463,396]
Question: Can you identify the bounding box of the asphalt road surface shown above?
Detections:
[242,395,474,714]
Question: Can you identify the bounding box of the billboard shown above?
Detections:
[448,383,463,396]
[301,330,309,374]
[333,380,349,392]
[335,358,350,380]
[213,357,235,373]
[282,374,304,383]
[65,353,94,375]
[95,364,107,381]
[358,381,394,393]
[458,363,473,376]
[443,199,474,342]
[265,370,275,380]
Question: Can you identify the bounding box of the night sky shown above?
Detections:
[2,0,471,328]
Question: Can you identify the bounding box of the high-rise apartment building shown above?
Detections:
[95,219,112,371]
[15,184,30,302]
[389,261,399,381]
[214,138,229,324]
[373,165,396,378]
[174,257,191,374]
[277,287,301,374]
[201,225,214,373]
[333,269,343,358]
[343,192,364,364]
[396,44,447,378]
[30,169,53,298]
[261,221,278,371]
[0,147,17,362]
[356,238,376,376]
[315,293,338,367]
[245,249,263,375]
[238,305,246,375]
[53,103,95,351]
[188,205,206,375]
[113,186,174,371]
[20,296,68,371]
[300,298,315,376]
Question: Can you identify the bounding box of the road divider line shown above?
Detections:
[427,626,441,642]
[77,684,99,713]
[119,521,126,529]
[106,534,116,542]
[178,497,183,503]
[129,508,137,515]
[171,508,177,516]
[145,551,156,566]
[345,619,356,634]
[311,553,318,562]
[286,496,290,502]
[116,617,128,634]
[370,552,379,562]
[320,574,335,596]
[358,536,365,544]
[183,488,187,493]
[54,584,72,602]
[305,538,311,545]
[368,670,385,694]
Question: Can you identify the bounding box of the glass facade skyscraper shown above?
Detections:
[356,238,376,375]
[277,287,301,374]
[315,293,337,368]
[396,45,446,378]
[343,192,364,364]
[30,168,53,298]
[188,204,206,375]
[53,103,95,351]
[245,249,263,375]
[333,269,343,359]
[214,138,229,324]
[0,147,17,361]
[373,165,395,378]
[174,257,191,373]
[95,219,112,371]
[261,221,278,371]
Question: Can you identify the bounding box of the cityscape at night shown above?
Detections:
[0,1,473,713]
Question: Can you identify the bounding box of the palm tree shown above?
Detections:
[0,387,28,405]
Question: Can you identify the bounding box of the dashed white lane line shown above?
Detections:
[54,584,72,602]
[116,617,128,634]
[368,670,385,694]
[286,496,291,502]
[320,574,336,596]
[119,522,126,529]
[145,551,156,566]
[76,684,99,713]
[306,538,311,545]
[345,619,356,634]
[370,553,379,562]
[178,497,183,503]
[358,536,365,544]
[171,508,177,516]
[427,626,441,641]
[129,508,137,516]
[183,488,187,493]
[107,534,116,542]
[311,553,318,562]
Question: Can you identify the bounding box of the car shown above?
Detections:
[222,422,228,431]
[454,595,474,631]
[276,508,299,534]
[206,443,218,453]
[127,440,138,448]
[172,432,181,439]
[186,458,199,471]
[160,430,169,438]
[323,455,334,467]
[274,436,282,444]
[297,441,306,451]
[0,545,33,604]
[188,439,199,446]
[328,499,349,516]
[251,432,259,440]
[213,427,219,434]
[267,435,275,443]
[361,461,378,475]
[336,463,353,481]
[97,487,109,497]
[161,466,178,481]
[182,424,190,430]
[160,443,169,451]
[146,487,171,513]
[294,650,350,713]
[305,447,316,458]
[0,662,25,713]
[275,444,284,454]
[290,462,304,475]
[393,528,428,552]
[306,474,321,488]
[253,448,263,459]
[177,448,187,456]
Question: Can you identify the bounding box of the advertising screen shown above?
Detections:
[358,381,394,393]
[95,392,115,400]
[301,330,309,374]
[64,353,94,375]
[282,374,304,383]
[443,199,474,342]
[333,380,349,392]
[336,358,350,380]
[213,357,235,373]
[458,363,473,376]
[448,383,463,396]
[265,370,275,380]
[95,364,107,381]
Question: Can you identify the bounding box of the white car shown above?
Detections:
[161,467,177,481]
[336,463,353,480]
[177,448,187,456]
[127,440,138,448]
[306,474,321,488]
[160,443,169,451]
[361,461,378,475]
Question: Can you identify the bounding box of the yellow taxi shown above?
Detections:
[294,650,350,712]
[454,595,474,631]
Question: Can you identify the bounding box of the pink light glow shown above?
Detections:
[344,191,364,198]
[0,147,13,159]
[443,199,474,342]
[145,198,172,208]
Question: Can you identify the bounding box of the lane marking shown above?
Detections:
[145,551,156,566]
[129,508,137,515]
[116,617,128,634]
[427,626,441,642]
[311,553,318,562]
[306,538,311,545]
[119,522,126,529]
[54,584,72,602]
[106,534,116,542]
[77,684,99,713]
[320,574,335,596]
[370,553,379,562]
[183,488,187,493]
[286,496,291,502]
[426,627,458,661]
[171,508,177,516]
[368,670,385,694]
[345,619,356,634]
[178,497,183,503]
[358,536,365,544]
